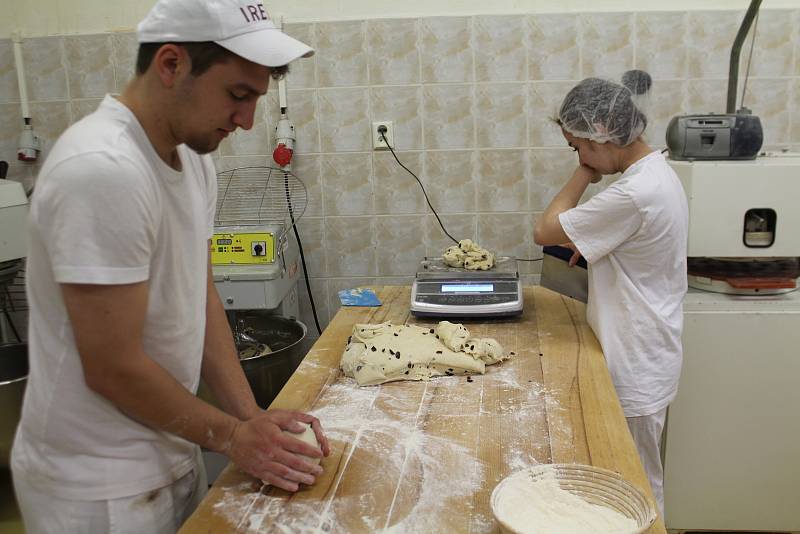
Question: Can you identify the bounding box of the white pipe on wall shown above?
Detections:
[11,32,30,120]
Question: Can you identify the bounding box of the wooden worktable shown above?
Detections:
[181,286,666,533]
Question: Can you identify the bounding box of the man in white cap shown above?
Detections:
[11,1,328,532]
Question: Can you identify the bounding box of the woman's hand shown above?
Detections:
[575,164,602,184]
[561,242,584,266]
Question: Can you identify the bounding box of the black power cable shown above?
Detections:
[379,128,458,245]
[379,130,542,264]
[282,170,322,336]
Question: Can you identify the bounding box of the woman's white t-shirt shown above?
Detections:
[559,151,689,417]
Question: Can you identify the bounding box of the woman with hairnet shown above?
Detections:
[534,70,688,517]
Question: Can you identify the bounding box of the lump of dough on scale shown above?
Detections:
[442,239,495,270]
[340,320,510,386]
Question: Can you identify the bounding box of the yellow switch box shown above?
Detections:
[210,232,275,265]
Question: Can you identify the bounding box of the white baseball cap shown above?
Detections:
[137,0,314,67]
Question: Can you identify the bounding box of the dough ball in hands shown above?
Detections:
[262,422,323,489]
[284,422,322,468]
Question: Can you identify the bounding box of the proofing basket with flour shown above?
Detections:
[490,464,657,534]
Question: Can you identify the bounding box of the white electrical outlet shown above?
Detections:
[372,121,394,150]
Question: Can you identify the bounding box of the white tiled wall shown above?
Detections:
[1,9,799,338]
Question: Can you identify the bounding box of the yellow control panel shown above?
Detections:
[210,232,275,265]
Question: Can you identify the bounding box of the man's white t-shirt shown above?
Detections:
[559,151,688,417]
[12,96,217,500]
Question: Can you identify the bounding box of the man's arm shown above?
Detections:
[534,164,600,246]
[61,280,326,491]
[200,256,260,421]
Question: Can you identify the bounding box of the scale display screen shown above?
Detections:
[441,283,494,293]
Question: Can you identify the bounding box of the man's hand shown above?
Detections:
[224,409,331,492]
[561,241,584,266]
[576,164,603,184]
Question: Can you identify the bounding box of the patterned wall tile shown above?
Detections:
[324,216,377,277]
[420,17,473,84]
[370,85,423,150]
[368,18,420,86]
[321,153,372,216]
[27,101,70,160]
[296,216,327,278]
[527,14,580,81]
[273,89,320,155]
[792,79,800,143]
[423,84,474,149]
[64,34,115,98]
[476,83,527,148]
[748,10,794,78]
[298,278,330,334]
[474,15,526,82]
[111,32,137,93]
[422,150,476,214]
[635,12,687,80]
[476,212,533,261]
[291,153,323,217]
[687,11,741,79]
[529,148,579,211]
[528,81,574,147]
[318,88,371,152]
[70,98,103,123]
[795,10,800,76]
[375,214,427,276]
[373,151,426,215]
[0,103,22,162]
[0,40,19,103]
[23,36,67,101]
[284,23,317,89]
[316,21,368,87]
[646,80,687,148]
[425,213,476,257]
[580,13,634,80]
[686,79,728,114]
[476,149,528,212]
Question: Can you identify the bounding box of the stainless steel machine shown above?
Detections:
[663,154,800,531]
[410,256,523,318]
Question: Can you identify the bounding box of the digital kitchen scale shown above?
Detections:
[410,256,523,318]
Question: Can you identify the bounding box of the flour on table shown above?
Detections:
[340,321,509,386]
[494,469,638,534]
[442,239,495,270]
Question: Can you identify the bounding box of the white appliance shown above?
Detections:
[663,154,800,531]
[0,179,27,264]
[0,178,28,344]
[210,167,307,320]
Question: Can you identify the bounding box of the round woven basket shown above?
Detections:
[490,464,657,534]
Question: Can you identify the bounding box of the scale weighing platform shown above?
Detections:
[410,256,523,318]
